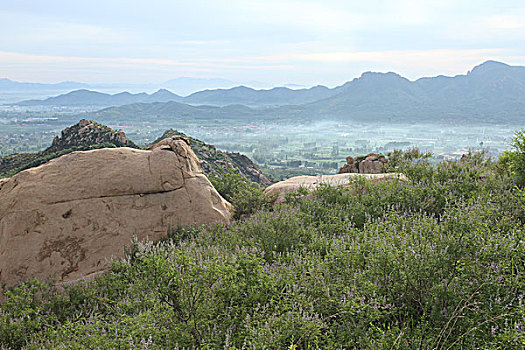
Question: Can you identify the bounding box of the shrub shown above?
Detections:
[498,129,525,186]
[2,148,524,349]
[209,167,271,219]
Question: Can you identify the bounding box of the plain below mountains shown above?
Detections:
[11,61,525,123]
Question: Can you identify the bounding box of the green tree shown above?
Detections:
[499,129,525,186]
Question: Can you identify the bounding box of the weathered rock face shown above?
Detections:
[338,153,388,174]
[264,173,406,204]
[0,136,231,289]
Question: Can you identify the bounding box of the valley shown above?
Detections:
[0,106,517,180]
[2,61,523,180]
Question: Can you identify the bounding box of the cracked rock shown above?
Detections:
[0,138,232,290]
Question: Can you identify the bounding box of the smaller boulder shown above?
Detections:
[264,173,406,204]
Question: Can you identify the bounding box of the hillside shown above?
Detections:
[2,147,524,348]
[0,119,137,178]
[303,60,525,122]
[151,129,272,185]
[0,120,271,185]
[91,101,261,121]
[183,85,337,107]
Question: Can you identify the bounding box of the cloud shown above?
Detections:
[1,0,525,84]
[189,48,512,78]
[0,51,293,83]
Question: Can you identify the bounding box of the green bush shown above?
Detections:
[498,129,525,186]
[209,167,271,220]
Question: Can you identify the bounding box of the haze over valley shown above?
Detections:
[2,60,524,178]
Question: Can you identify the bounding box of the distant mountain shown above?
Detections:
[91,101,259,121]
[8,61,525,123]
[88,61,525,124]
[183,85,336,107]
[0,78,88,92]
[160,77,239,96]
[300,60,525,123]
[15,89,183,107]
[14,85,335,108]
[0,77,266,103]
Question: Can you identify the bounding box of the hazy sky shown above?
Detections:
[1,0,525,86]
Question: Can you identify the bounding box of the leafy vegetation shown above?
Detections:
[499,129,525,187]
[2,141,525,348]
[209,167,271,220]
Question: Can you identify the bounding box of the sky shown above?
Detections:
[1,0,525,87]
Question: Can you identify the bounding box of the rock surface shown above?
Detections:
[338,153,388,174]
[264,173,406,204]
[0,136,231,290]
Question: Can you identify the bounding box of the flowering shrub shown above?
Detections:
[1,149,524,349]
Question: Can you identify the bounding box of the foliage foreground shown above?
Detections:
[1,149,525,349]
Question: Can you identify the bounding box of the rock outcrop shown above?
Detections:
[152,129,272,186]
[0,136,231,290]
[49,119,136,152]
[0,119,137,178]
[1,121,272,188]
[338,153,388,174]
[264,173,406,204]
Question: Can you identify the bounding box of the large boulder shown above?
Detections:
[0,136,231,289]
[264,173,406,204]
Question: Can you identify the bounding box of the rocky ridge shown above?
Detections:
[0,121,272,186]
[152,129,272,186]
[0,119,137,178]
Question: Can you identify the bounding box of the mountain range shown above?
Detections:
[7,61,525,123]
[15,89,183,106]
[303,60,525,121]
[0,78,88,92]
[13,84,337,107]
[0,77,266,99]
